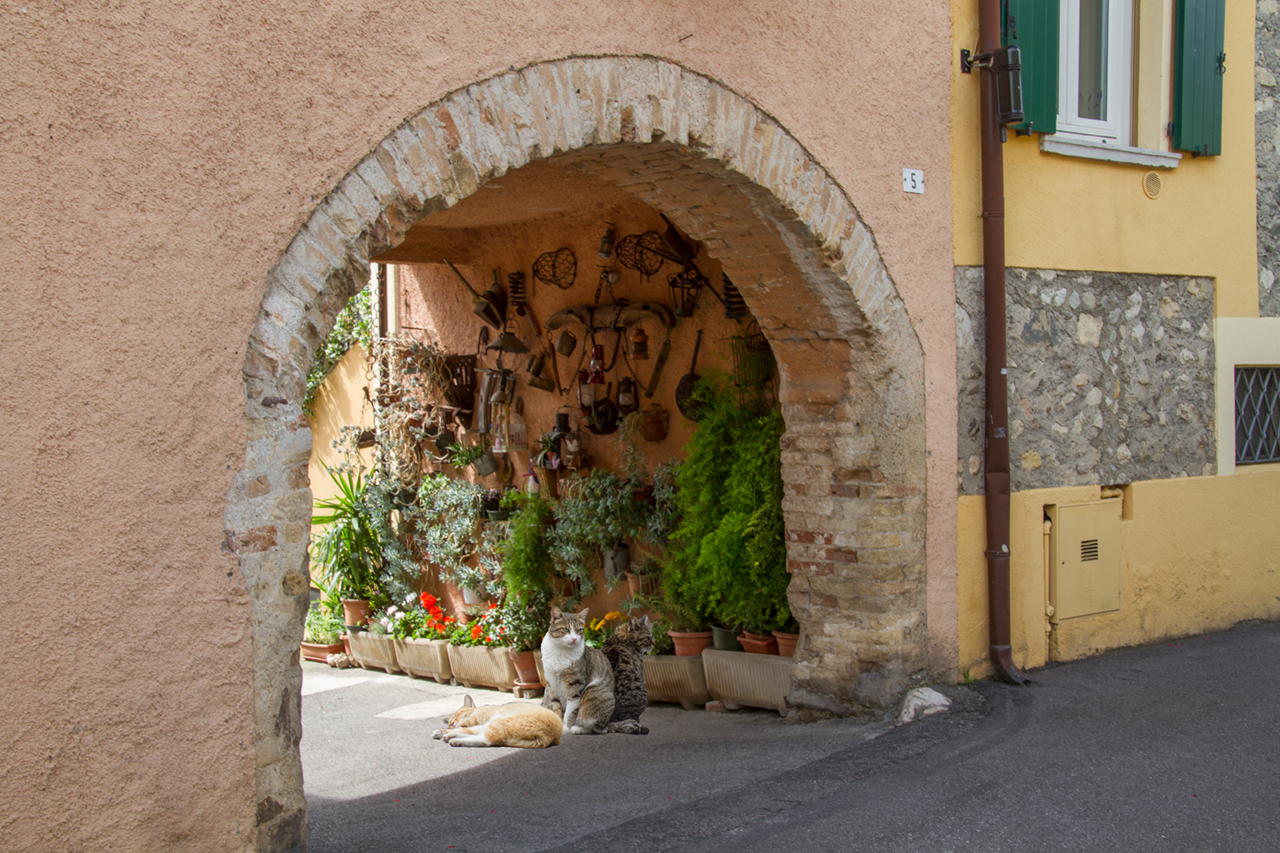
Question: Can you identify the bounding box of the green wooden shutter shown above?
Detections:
[1003,0,1059,135]
[1172,0,1226,156]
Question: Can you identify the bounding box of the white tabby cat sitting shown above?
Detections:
[540,607,615,735]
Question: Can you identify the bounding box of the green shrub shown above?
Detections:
[661,376,789,634]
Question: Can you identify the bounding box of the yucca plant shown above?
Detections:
[310,465,385,602]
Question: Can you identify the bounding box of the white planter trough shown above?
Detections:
[702,649,792,716]
[347,632,402,674]
[446,644,518,692]
[393,638,453,683]
[643,654,712,710]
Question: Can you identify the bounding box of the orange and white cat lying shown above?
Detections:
[431,695,563,748]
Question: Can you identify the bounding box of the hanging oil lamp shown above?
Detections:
[667,263,708,318]
[588,344,606,385]
[577,369,596,411]
[617,377,638,415]
[630,326,649,360]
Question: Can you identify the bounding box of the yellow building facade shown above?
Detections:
[951,0,1280,677]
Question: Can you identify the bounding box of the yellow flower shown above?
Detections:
[591,618,605,631]
[604,611,622,622]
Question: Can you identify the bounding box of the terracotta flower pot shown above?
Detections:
[341,598,372,627]
[508,648,543,698]
[625,571,657,597]
[772,630,799,657]
[300,641,345,663]
[668,629,713,657]
[737,631,779,655]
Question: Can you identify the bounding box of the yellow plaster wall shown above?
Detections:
[306,343,375,519]
[958,470,1280,678]
[950,0,1259,317]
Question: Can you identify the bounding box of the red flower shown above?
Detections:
[420,592,437,608]
[471,624,483,640]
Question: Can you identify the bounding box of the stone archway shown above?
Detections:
[225,56,927,850]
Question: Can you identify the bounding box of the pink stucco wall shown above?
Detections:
[0,2,954,848]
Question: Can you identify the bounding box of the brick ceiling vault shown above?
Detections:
[226,56,928,852]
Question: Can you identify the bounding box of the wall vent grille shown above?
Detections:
[1080,539,1099,561]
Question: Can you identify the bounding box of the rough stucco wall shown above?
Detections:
[0,2,953,849]
[956,268,1216,494]
[1258,0,1280,317]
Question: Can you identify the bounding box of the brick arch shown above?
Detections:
[227,56,927,849]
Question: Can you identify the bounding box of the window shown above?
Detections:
[1235,368,1280,465]
[1004,0,1225,158]
[1055,0,1132,145]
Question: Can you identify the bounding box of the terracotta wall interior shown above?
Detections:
[379,160,758,619]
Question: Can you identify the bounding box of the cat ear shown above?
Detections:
[550,606,562,619]
[576,607,590,620]
[639,614,651,628]
[463,694,475,708]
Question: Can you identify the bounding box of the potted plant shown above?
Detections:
[772,618,800,657]
[446,603,518,692]
[409,474,492,603]
[550,468,652,590]
[311,465,387,628]
[659,377,788,656]
[386,591,456,682]
[301,603,346,662]
[497,589,554,697]
[348,605,404,673]
[625,556,661,598]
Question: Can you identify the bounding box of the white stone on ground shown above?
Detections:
[896,687,951,725]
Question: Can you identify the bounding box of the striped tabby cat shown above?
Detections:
[603,614,654,734]
[540,607,615,734]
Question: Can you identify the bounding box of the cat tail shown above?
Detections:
[606,719,649,735]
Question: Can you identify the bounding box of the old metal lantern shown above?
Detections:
[667,263,708,318]
[617,377,638,415]
[576,369,596,411]
[598,224,616,259]
[588,344,606,385]
[630,326,649,360]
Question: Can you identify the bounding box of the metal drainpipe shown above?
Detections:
[978,0,1029,685]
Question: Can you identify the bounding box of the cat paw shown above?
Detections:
[431,729,444,740]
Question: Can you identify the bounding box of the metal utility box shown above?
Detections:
[1047,500,1122,622]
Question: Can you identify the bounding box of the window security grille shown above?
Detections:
[1235,367,1280,465]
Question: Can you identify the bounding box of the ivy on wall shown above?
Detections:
[303,285,373,416]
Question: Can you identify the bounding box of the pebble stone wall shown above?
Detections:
[956,267,1216,494]
[1258,1,1280,317]
[225,57,929,851]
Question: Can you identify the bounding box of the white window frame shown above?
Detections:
[1056,0,1133,146]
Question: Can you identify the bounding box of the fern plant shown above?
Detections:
[661,375,789,634]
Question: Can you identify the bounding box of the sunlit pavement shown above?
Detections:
[302,621,1280,853]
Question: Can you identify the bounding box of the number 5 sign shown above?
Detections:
[902,168,924,194]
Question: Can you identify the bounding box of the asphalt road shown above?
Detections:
[302,620,1280,852]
